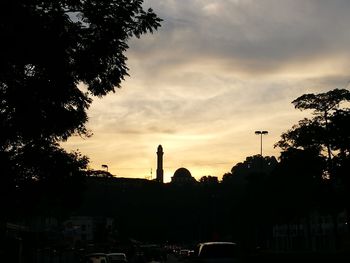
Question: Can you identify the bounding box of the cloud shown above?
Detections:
[139,0,350,75]
[63,0,350,181]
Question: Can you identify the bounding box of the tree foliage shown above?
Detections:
[199,175,219,185]
[292,88,350,116]
[277,89,350,172]
[0,0,161,216]
[275,88,350,217]
[270,148,326,217]
[0,0,161,146]
[275,118,325,152]
[230,155,277,177]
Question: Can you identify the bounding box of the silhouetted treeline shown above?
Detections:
[71,132,350,251]
[69,159,302,243]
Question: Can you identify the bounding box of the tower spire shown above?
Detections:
[156,145,164,183]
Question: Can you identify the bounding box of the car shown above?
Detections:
[107,253,128,263]
[194,242,241,263]
[84,253,109,263]
[179,249,191,258]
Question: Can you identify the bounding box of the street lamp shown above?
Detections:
[101,164,108,172]
[255,130,268,156]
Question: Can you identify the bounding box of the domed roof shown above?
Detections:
[173,167,192,178]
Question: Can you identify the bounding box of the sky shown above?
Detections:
[62,0,350,182]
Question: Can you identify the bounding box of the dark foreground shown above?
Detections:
[175,252,350,263]
[246,251,350,263]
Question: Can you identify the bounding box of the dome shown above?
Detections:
[173,167,192,178]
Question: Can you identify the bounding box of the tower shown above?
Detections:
[156,145,164,183]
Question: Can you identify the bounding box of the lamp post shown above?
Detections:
[255,130,268,156]
[101,164,108,172]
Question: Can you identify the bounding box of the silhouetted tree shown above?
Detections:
[269,148,326,219]
[221,172,233,182]
[199,175,219,185]
[228,155,278,178]
[277,88,350,179]
[220,155,278,249]
[0,140,89,227]
[0,0,161,219]
[275,88,350,249]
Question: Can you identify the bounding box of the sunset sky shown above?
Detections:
[62,0,350,182]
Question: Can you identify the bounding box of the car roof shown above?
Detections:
[86,253,108,256]
[199,242,237,246]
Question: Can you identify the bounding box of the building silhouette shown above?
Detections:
[156,145,164,183]
[171,167,196,185]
